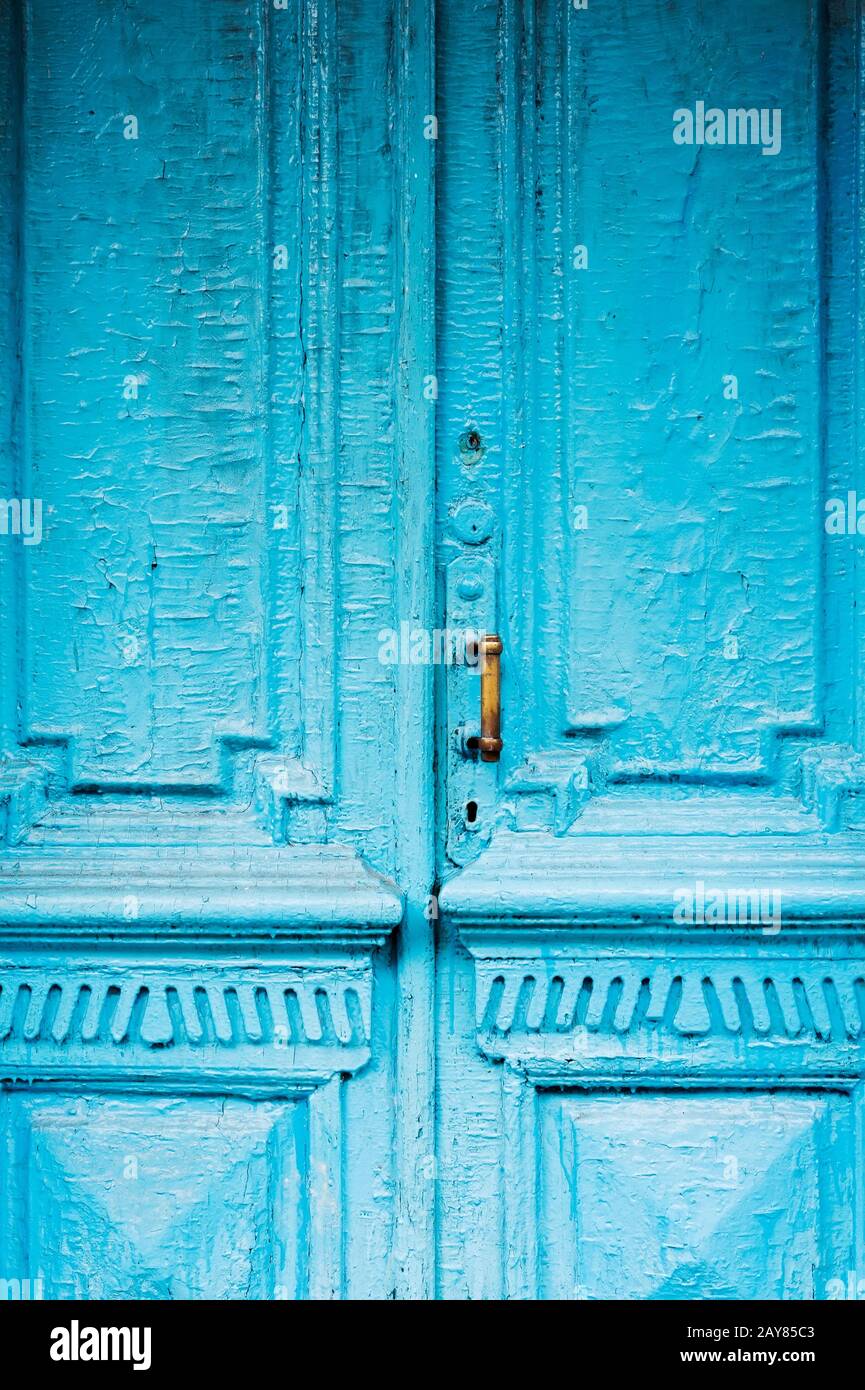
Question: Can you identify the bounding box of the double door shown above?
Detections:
[1,0,863,1299]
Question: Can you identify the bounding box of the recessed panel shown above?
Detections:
[19,0,288,791]
[539,1091,854,1300]
[1,1094,304,1299]
[559,0,821,768]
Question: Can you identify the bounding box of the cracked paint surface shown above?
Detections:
[1,0,863,1302]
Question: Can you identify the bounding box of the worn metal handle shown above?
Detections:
[477,633,503,762]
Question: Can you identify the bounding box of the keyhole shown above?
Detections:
[458,429,485,462]
[465,800,478,824]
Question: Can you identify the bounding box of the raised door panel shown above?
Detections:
[0,1088,363,1300]
[0,0,427,868]
[432,918,865,1300]
[538,1092,854,1301]
[4,1095,304,1300]
[0,930,401,1300]
[438,0,863,854]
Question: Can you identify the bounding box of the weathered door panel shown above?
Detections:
[436,0,865,1299]
[537,1092,855,1301]
[3,1093,308,1301]
[438,0,861,851]
[0,0,434,1300]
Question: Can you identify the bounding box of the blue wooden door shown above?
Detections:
[435,0,865,1301]
[0,0,432,1301]
[1,0,864,1303]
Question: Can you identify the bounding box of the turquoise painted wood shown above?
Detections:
[1,0,865,1302]
[435,0,865,1301]
[0,0,433,1301]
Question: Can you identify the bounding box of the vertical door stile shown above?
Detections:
[393,0,438,1299]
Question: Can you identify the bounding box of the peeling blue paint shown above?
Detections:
[0,0,863,1301]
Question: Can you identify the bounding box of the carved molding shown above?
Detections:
[0,950,378,1087]
[0,842,400,1087]
[0,939,374,1295]
[0,839,402,934]
[476,959,865,1043]
[0,962,372,1049]
[458,919,865,1085]
[442,828,865,926]
[449,829,865,1294]
[476,930,865,1297]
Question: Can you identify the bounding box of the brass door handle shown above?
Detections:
[476,633,503,762]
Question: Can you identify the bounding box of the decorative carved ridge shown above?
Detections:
[476,960,865,1042]
[0,972,369,1049]
[0,952,378,1087]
